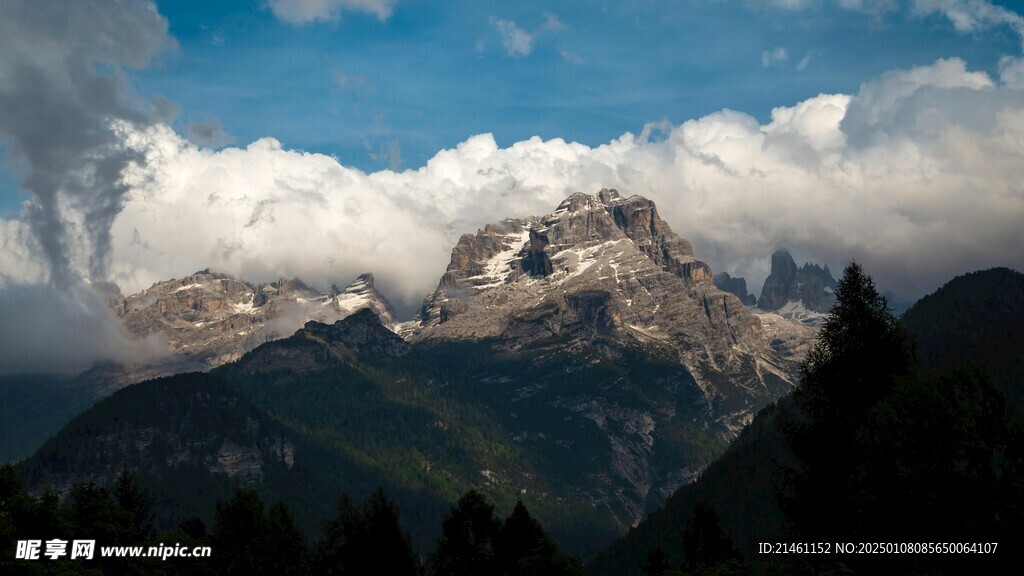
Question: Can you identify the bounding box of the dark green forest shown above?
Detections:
[13,307,743,559]
[4,266,1023,575]
[0,465,584,575]
[589,266,1024,575]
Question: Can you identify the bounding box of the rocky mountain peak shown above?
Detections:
[758,250,799,311]
[399,189,814,524]
[414,189,719,333]
[274,276,314,297]
[26,190,823,546]
[527,189,711,285]
[111,269,398,377]
[330,272,398,329]
[757,249,837,323]
[301,308,411,358]
[713,272,756,306]
[348,272,376,289]
[409,187,794,372]
[597,187,621,204]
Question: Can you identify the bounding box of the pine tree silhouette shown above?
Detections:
[780,261,914,541]
[640,545,672,576]
[681,502,745,576]
[114,468,153,542]
[315,489,419,576]
[210,488,310,575]
[430,490,501,576]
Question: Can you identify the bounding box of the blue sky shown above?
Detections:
[125,0,1024,163]
[3,0,1024,370]
[3,0,1024,299]
[1,0,1021,216]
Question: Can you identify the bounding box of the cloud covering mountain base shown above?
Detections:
[3,56,1024,372]
[88,57,1024,307]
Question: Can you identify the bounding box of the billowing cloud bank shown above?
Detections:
[2,56,1023,316]
[3,1,1024,375]
[0,0,174,374]
[69,57,1019,308]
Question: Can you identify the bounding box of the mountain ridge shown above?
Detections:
[756,248,837,325]
[0,271,401,463]
[13,188,819,557]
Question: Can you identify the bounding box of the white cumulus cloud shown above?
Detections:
[3,58,1024,335]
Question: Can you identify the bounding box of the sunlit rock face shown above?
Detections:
[111,269,396,376]
[402,189,815,526]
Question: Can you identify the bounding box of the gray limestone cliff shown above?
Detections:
[400,189,816,526]
[713,272,756,306]
[110,270,397,377]
[757,249,837,322]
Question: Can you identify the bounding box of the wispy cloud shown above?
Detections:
[796,51,814,71]
[0,0,173,286]
[488,12,569,58]
[750,0,817,11]
[0,0,175,373]
[560,50,586,65]
[912,0,1024,85]
[762,47,789,66]
[490,17,534,56]
[333,69,375,97]
[837,0,899,18]
[267,0,397,25]
[539,11,567,32]
[369,140,403,170]
[913,0,1024,39]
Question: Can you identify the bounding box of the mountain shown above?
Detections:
[17,310,614,554]
[0,374,100,464]
[16,189,816,558]
[0,363,165,464]
[757,249,836,324]
[15,369,452,546]
[406,189,803,440]
[387,189,809,527]
[115,269,397,372]
[901,267,1024,412]
[588,266,1024,575]
[713,272,756,306]
[0,271,397,464]
[587,401,792,576]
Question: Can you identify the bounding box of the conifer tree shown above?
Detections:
[316,494,360,575]
[68,483,121,543]
[496,500,557,575]
[781,261,914,540]
[359,489,419,576]
[213,490,312,575]
[430,490,501,576]
[681,502,745,576]
[263,502,310,576]
[114,468,153,542]
[640,546,672,576]
[315,489,418,576]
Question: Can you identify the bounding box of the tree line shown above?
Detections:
[0,466,584,575]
